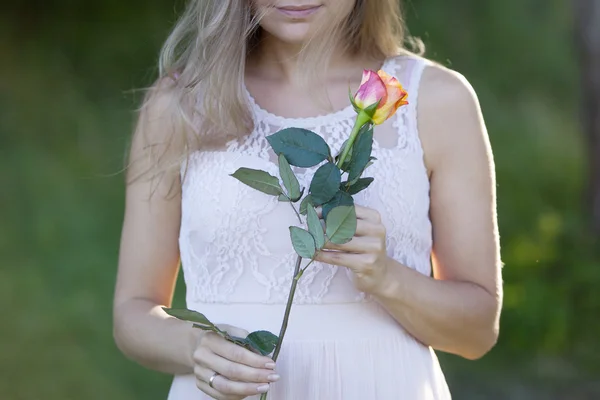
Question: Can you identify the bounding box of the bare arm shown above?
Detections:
[374,65,503,359]
[316,64,502,360]
[112,83,197,374]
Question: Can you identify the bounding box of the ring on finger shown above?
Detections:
[208,372,220,389]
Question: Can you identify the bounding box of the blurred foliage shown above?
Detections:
[1,0,598,399]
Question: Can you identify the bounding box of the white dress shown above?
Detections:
[168,55,452,400]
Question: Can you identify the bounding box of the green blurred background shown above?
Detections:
[1,0,599,399]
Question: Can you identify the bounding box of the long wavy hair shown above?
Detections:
[129,0,421,192]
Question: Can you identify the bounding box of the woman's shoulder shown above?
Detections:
[136,76,199,144]
[402,56,488,173]
[385,53,481,127]
[420,61,479,113]
[127,76,193,182]
[387,53,475,99]
[140,76,181,128]
[387,51,482,127]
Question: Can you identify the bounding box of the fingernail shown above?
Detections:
[257,384,270,393]
[265,362,276,369]
[268,374,280,382]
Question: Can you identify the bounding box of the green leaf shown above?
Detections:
[192,324,217,331]
[230,168,282,196]
[278,154,301,201]
[347,176,360,186]
[325,205,357,245]
[281,188,305,203]
[267,128,331,168]
[163,308,216,328]
[335,140,351,162]
[220,331,278,356]
[226,333,244,343]
[245,331,279,356]
[299,194,314,215]
[289,226,316,258]
[226,335,261,354]
[225,334,251,348]
[306,205,325,249]
[309,162,342,205]
[335,140,353,172]
[348,87,361,114]
[321,190,354,220]
[347,126,374,182]
[341,177,374,195]
[338,124,372,173]
[361,156,377,174]
[363,100,381,119]
[294,188,305,203]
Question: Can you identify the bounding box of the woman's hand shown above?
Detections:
[193,324,280,400]
[315,205,391,294]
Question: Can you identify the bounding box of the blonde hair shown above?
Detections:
[129,0,421,191]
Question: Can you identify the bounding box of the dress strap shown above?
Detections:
[384,55,430,153]
[404,57,428,135]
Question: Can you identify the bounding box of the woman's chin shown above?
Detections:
[262,25,316,46]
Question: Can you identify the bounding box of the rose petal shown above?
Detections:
[371,70,409,124]
[353,70,387,110]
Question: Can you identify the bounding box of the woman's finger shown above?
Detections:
[315,250,375,271]
[355,219,385,237]
[201,349,278,384]
[216,324,249,340]
[354,205,382,223]
[195,381,240,400]
[195,365,239,400]
[316,205,381,224]
[323,236,381,253]
[194,365,270,398]
[203,332,275,369]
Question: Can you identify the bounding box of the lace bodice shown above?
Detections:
[179,56,431,305]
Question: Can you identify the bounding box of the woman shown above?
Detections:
[113,1,503,399]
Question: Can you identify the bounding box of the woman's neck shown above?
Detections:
[247,30,377,85]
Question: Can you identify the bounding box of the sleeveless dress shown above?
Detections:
[168,55,452,400]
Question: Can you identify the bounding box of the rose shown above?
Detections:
[337,70,409,168]
[353,69,409,124]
